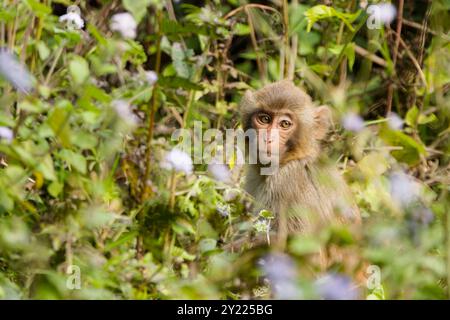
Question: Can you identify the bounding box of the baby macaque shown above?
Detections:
[240,80,360,243]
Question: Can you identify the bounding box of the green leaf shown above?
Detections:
[405,106,437,127]
[233,23,251,35]
[26,0,51,17]
[357,152,389,179]
[289,235,322,255]
[47,180,63,197]
[259,209,274,219]
[418,113,437,125]
[379,125,427,165]
[198,238,217,253]
[405,106,419,127]
[304,5,360,32]
[69,56,90,86]
[158,76,202,90]
[104,231,139,252]
[36,41,50,60]
[36,154,57,181]
[47,102,73,147]
[122,0,151,23]
[0,190,14,211]
[171,43,190,78]
[59,149,87,174]
[71,132,98,150]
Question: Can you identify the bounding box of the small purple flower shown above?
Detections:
[315,273,359,300]
[388,113,404,130]
[208,162,232,183]
[412,206,434,226]
[216,202,231,217]
[145,70,158,86]
[0,126,13,144]
[112,100,138,125]
[161,148,193,175]
[0,48,34,94]
[342,112,365,132]
[260,253,302,299]
[389,171,420,207]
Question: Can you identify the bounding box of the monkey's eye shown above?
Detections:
[257,113,271,124]
[279,120,292,129]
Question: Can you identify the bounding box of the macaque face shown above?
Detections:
[251,110,297,163]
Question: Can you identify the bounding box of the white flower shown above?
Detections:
[110,13,137,39]
[389,171,421,207]
[216,202,231,217]
[144,70,158,86]
[388,112,404,130]
[342,112,365,132]
[0,126,13,143]
[161,148,193,175]
[368,3,397,25]
[208,162,232,183]
[112,100,138,125]
[59,5,84,30]
[253,219,271,233]
[0,48,34,94]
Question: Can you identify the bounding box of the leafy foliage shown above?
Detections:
[0,0,449,300]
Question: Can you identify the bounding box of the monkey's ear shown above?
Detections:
[313,105,331,140]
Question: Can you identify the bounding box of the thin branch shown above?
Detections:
[354,45,387,67]
[287,0,298,81]
[386,0,404,116]
[282,0,289,78]
[390,29,427,88]
[141,11,163,201]
[245,7,266,83]
[224,4,278,20]
[403,19,450,42]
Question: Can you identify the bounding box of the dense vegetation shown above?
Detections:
[0,0,449,299]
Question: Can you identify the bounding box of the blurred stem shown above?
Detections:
[337,0,355,85]
[44,42,65,85]
[137,10,163,259]
[168,170,177,211]
[275,213,287,251]
[329,15,366,81]
[287,0,298,81]
[282,0,289,79]
[245,7,266,83]
[446,189,450,299]
[7,2,18,49]
[30,5,45,73]
[182,85,195,127]
[141,11,163,201]
[386,0,404,116]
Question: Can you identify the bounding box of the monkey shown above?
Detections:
[239,80,360,246]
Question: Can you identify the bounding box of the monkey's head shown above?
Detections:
[240,80,331,165]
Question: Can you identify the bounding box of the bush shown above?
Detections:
[0,0,449,300]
